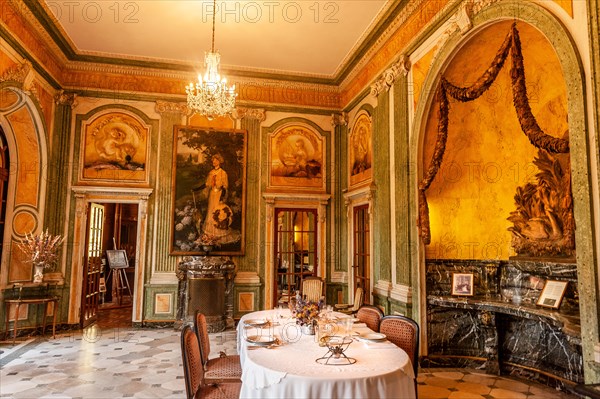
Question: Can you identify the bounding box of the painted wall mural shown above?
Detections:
[420,21,570,260]
[171,126,247,255]
[349,112,372,188]
[268,125,324,191]
[81,112,149,182]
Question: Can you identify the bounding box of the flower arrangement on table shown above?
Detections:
[292,294,324,327]
[18,229,65,282]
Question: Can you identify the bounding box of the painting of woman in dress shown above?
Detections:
[171,126,246,255]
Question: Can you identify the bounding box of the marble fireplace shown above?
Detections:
[424,258,581,388]
[176,256,236,332]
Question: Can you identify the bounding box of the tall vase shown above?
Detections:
[33,263,45,283]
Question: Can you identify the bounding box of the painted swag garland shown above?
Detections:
[418,23,571,247]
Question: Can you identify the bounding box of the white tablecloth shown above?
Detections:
[237,309,416,399]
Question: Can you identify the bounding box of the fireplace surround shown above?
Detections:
[176,256,235,332]
[424,258,581,388]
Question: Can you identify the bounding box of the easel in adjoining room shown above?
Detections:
[105,246,132,306]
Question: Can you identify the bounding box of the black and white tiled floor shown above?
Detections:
[0,322,579,398]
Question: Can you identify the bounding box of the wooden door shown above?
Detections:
[353,204,370,303]
[274,208,318,306]
[81,203,104,327]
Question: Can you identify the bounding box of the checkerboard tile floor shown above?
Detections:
[1,324,580,398]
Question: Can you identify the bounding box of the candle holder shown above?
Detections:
[315,336,356,365]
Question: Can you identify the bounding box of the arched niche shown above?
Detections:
[409,1,596,380]
[0,84,49,284]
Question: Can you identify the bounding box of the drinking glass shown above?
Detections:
[343,317,353,337]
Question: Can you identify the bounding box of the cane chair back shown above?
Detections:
[181,325,242,398]
[379,315,420,377]
[356,305,384,332]
[336,287,364,315]
[194,311,242,383]
[181,325,203,399]
[301,276,324,302]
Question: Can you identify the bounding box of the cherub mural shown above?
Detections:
[82,112,148,182]
[269,125,324,190]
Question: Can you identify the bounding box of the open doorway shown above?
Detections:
[81,202,138,328]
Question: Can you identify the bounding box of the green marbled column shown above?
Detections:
[238,116,261,273]
[393,75,412,288]
[333,119,348,274]
[152,111,181,273]
[44,94,74,235]
[372,91,391,283]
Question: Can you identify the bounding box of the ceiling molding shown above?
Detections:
[20,0,412,86]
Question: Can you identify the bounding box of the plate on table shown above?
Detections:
[244,318,269,327]
[358,333,387,342]
[245,335,277,346]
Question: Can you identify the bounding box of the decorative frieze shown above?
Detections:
[155,100,190,115]
[233,107,266,122]
[370,55,411,98]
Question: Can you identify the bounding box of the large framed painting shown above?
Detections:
[171,126,247,255]
[81,112,150,183]
[268,124,325,191]
[349,112,372,188]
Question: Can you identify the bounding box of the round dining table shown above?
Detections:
[237,309,416,399]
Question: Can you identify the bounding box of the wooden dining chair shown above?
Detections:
[379,315,420,396]
[195,311,242,384]
[180,325,241,399]
[334,287,364,315]
[301,276,324,302]
[355,304,384,332]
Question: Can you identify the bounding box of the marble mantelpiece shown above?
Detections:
[425,258,582,387]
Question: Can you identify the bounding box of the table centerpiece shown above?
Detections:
[292,293,324,335]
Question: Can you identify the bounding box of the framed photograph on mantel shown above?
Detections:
[451,273,474,296]
[536,280,568,309]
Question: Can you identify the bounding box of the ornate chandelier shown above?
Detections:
[186,0,236,119]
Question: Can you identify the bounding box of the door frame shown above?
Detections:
[263,192,330,310]
[343,185,375,304]
[69,187,152,324]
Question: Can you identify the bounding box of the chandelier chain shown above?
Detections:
[185,0,237,119]
[211,0,216,53]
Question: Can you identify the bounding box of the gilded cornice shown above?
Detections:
[340,0,454,107]
[2,0,457,110]
[339,0,427,90]
[1,0,66,83]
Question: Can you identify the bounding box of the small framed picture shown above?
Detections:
[536,280,568,309]
[451,273,474,296]
[106,249,129,269]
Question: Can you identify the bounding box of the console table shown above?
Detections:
[3,283,59,344]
